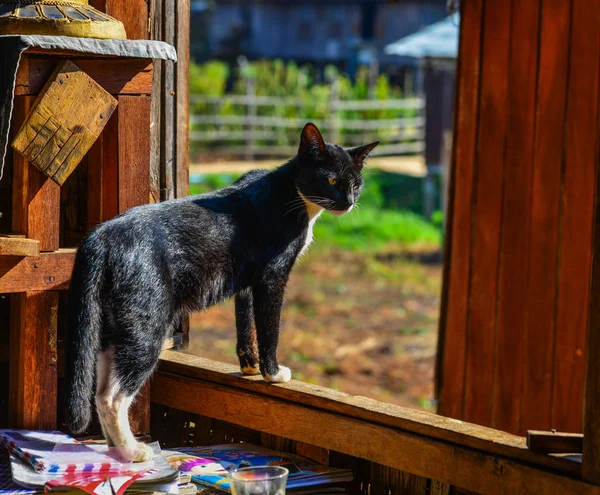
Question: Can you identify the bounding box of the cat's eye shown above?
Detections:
[328,178,337,185]
[353,184,359,190]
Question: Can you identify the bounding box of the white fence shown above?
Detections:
[189,91,425,160]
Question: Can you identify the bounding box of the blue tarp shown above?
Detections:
[384,13,459,60]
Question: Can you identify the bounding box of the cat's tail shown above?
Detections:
[67,233,106,434]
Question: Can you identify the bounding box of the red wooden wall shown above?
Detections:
[437,0,600,435]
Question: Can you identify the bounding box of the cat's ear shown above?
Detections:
[348,142,379,168]
[299,123,327,157]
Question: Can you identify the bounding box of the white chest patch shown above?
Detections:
[300,210,323,257]
[297,190,324,257]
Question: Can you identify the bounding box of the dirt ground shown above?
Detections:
[185,247,442,411]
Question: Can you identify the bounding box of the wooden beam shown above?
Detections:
[9,291,58,429]
[151,370,597,495]
[16,57,153,96]
[0,250,75,293]
[157,351,580,477]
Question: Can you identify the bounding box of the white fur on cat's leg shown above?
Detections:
[95,349,153,462]
[264,365,291,383]
[241,364,261,375]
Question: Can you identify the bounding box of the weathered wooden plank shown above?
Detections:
[492,0,540,434]
[175,0,190,199]
[161,0,175,201]
[12,61,117,186]
[527,431,583,454]
[553,0,600,433]
[463,0,511,427]
[9,291,58,429]
[11,96,60,251]
[16,58,153,96]
[0,237,40,257]
[157,351,580,477]
[151,371,596,495]
[521,0,571,432]
[436,0,484,421]
[117,96,151,212]
[0,250,75,293]
[149,0,163,204]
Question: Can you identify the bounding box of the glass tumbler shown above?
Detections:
[228,466,289,495]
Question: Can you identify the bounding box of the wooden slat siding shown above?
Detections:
[151,372,598,495]
[102,114,119,221]
[117,96,151,213]
[463,0,511,426]
[552,0,600,433]
[11,96,60,251]
[175,0,190,199]
[0,250,75,293]
[436,0,484,420]
[158,351,581,477]
[9,291,58,429]
[16,58,153,97]
[521,0,572,433]
[492,0,541,434]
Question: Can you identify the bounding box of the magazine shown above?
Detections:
[9,442,178,491]
[0,431,123,474]
[170,444,352,493]
[0,451,39,495]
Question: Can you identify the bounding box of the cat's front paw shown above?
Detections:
[264,365,291,383]
[241,364,261,375]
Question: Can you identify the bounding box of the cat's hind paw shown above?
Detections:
[241,364,261,375]
[264,365,291,383]
[133,442,153,462]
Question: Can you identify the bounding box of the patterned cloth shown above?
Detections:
[0,34,177,180]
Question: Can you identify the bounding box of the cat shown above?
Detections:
[67,123,378,462]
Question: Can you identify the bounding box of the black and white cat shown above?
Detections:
[67,123,377,461]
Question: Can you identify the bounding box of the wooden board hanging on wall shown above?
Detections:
[12,60,117,186]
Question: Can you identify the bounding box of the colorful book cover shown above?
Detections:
[170,444,352,493]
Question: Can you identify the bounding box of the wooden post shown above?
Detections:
[12,96,61,251]
[9,291,58,429]
[582,132,600,482]
[9,95,61,429]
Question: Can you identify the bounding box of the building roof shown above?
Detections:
[384,12,459,59]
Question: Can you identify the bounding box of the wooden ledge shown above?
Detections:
[152,352,595,494]
[156,350,581,477]
[0,236,40,257]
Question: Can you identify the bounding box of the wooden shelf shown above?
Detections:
[0,235,40,257]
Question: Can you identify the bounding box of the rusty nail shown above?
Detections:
[59,79,64,84]
[100,113,105,119]
[34,263,39,268]
[49,276,55,282]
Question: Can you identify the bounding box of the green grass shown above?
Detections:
[189,170,442,251]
